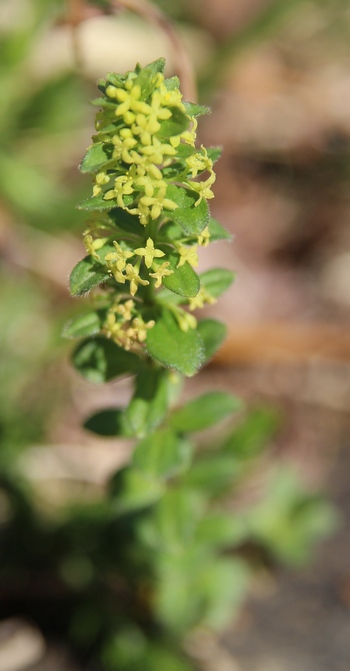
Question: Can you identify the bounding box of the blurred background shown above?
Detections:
[0,0,350,670]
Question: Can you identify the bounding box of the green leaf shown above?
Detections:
[146,310,204,377]
[158,220,184,241]
[62,311,102,339]
[109,467,164,514]
[196,514,247,549]
[199,267,235,298]
[199,558,249,629]
[106,72,124,88]
[164,75,180,91]
[161,252,200,298]
[197,319,227,363]
[208,217,232,241]
[156,106,190,140]
[154,488,204,549]
[108,207,144,235]
[183,102,211,117]
[72,336,143,383]
[134,58,166,99]
[133,428,192,479]
[77,193,115,211]
[90,97,116,109]
[182,453,240,497]
[123,370,169,438]
[176,143,197,159]
[246,467,338,566]
[155,547,207,631]
[207,147,222,163]
[223,407,280,458]
[79,142,112,174]
[83,408,130,436]
[165,185,209,235]
[170,391,241,433]
[69,257,110,296]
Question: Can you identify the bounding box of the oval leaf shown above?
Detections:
[80,142,112,174]
[70,257,110,296]
[165,185,209,235]
[156,106,190,139]
[146,311,204,377]
[63,311,102,339]
[170,391,241,433]
[123,370,169,438]
[77,193,116,211]
[197,319,227,363]
[84,408,129,436]
[199,268,235,298]
[72,336,143,383]
[109,467,164,515]
[133,428,192,479]
[162,260,200,298]
[208,217,232,242]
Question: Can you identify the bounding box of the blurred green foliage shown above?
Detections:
[0,1,340,670]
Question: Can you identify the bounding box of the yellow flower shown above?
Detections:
[114,299,135,321]
[83,234,108,259]
[138,184,178,224]
[131,317,155,342]
[149,261,174,288]
[104,175,134,208]
[105,241,134,271]
[197,226,211,247]
[124,264,149,296]
[188,288,216,311]
[177,245,198,268]
[134,237,165,268]
[186,146,213,178]
[189,170,216,206]
[177,311,197,332]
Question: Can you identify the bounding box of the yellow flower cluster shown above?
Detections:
[91,71,200,226]
[104,299,155,350]
[78,62,223,348]
[104,237,174,296]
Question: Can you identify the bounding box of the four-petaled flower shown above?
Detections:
[188,288,216,311]
[177,245,198,268]
[134,237,165,268]
[149,261,174,288]
[105,241,134,271]
[189,170,216,206]
[124,263,149,296]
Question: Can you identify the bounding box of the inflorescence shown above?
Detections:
[74,59,225,356]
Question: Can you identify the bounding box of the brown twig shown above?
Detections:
[66,0,86,72]
[112,0,197,101]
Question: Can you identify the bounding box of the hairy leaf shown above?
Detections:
[161,252,200,298]
[72,336,143,383]
[156,106,190,140]
[133,428,192,479]
[62,311,102,339]
[165,185,209,235]
[123,370,169,438]
[197,319,227,363]
[69,257,110,296]
[146,310,204,377]
[170,391,241,433]
[79,142,112,173]
[199,267,235,298]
